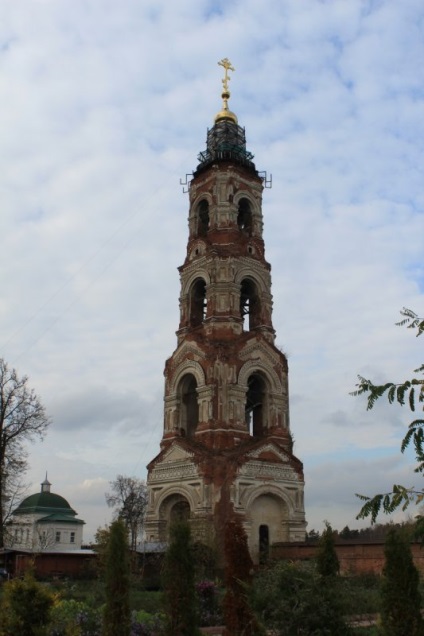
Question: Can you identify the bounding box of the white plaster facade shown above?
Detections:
[6,477,84,552]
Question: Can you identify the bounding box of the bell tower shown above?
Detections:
[145,60,306,562]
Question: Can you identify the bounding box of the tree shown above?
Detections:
[380,527,423,636]
[162,520,201,636]
[105,475,147,550]
[222,517,264,636]
[94,524,111,577]
[352,309,424,522]
[103,519,131,636]
[316,521,340,577]
[0,358,49,548]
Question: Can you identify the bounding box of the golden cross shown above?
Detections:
[218,58,235,93]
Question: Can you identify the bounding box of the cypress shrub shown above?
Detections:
[103,519,131,636]
[162,520,201,636]
[380,527,423,636]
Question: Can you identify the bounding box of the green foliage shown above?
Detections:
[0,571,54,636]
[103,519,131,636]
[49,599,102,636]
[380,527,423,636]
[161,521,201,636]
[316,521,340,577]
[93,525,110,578]
[251,560,352,636]
[222,517,265,636]
[352,308,424,522]
[338,573,381,617]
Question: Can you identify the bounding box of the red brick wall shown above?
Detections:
[271,542,424,575]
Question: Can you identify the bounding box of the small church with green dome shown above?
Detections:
[6,476,85,551]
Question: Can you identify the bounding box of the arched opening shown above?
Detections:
[246,373,265,437]
[179,374,199,437]
[171,500,190,523]
[158,494,191,541]
[190,279,207,327]
[248,494,289,564]
[259,524,269,564]
[240,278,260,330]
[197,200,209,236]
[237,198,252,235]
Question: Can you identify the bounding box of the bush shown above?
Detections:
[49,599,102,636]
[252,560,352,636]
[195,580,222,627]
[130,610,164,635]
[0,572,54,636]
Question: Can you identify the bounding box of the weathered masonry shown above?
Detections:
[145,59,306,563]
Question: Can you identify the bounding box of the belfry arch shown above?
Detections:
[177,373,199,437]
[197,199,210,236]
[189,278,207,326]
[240,277,261,330]
[237,197,253,235]
[245,372,266,437]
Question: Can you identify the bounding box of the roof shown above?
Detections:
[37,513,85,525]
[13,491,77,516]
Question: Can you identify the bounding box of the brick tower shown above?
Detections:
[145,60,306,563]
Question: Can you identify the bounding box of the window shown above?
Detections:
[246,373,265,437]
[179,374,199,437]
[197,200,209,236]
[190,278,207,326]
[70,532,75,544]
[237,198,252,235]
[55,531,61,543]
[259,524,270,564]
[240,278,260,330]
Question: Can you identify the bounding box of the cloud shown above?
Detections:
[48,386,159,433]
[1,0,423,541]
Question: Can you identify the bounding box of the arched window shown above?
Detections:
[259,524,270,564]
[190,279,207,326]
[237,198,252,235]
[179,374,199,437]
[245,373,265,437]
[240,278,260,330]
[197,200,209,236]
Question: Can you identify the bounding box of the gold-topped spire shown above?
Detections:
[214,57,238,124]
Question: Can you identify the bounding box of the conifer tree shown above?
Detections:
[162,520,201,636]
[222,516,264,636]
[103,519,131,636]
[316,521,340,577]
[380,527,423,636]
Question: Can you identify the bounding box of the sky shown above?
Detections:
[1,0,424,543]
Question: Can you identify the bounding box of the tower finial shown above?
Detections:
[215,58,238,124]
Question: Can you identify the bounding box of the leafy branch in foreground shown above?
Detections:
[352,308,424,523]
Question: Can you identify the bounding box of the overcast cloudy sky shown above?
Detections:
[1,0,423,542]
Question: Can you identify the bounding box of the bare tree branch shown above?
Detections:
[0,358,50,548]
